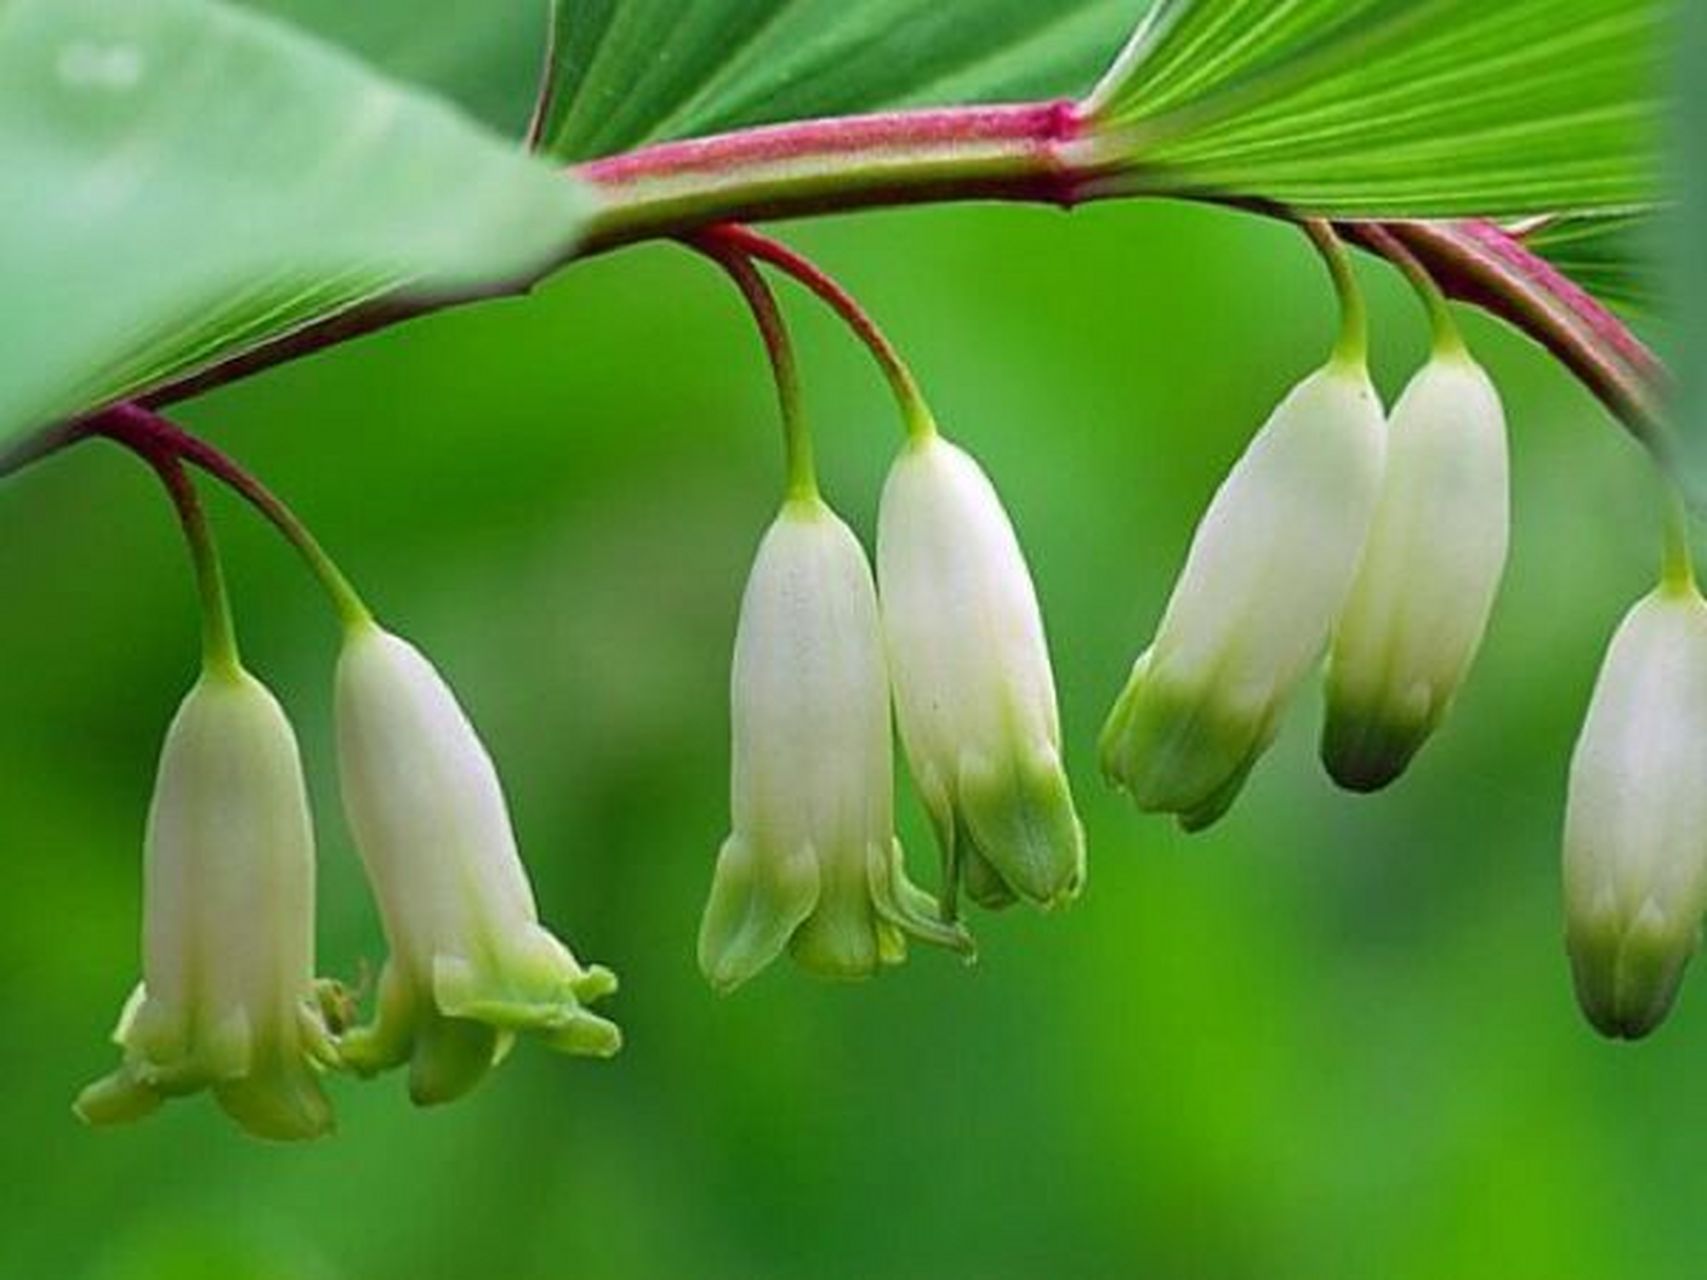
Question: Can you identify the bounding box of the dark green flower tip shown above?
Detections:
[1320,702,1435,794]
[406,1013,505,1107]
[1568,906,1698,1042]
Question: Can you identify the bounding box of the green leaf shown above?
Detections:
[542,0,1143,161]
[1673,1,1705,487]
[233,0,550,137]
[1086,0,1662,218]
[1525,214,1661,318]
[0,0,590,445]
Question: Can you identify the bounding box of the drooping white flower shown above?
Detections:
[876,432,1083,910]
[699,496,972,991]
[334,623,618,1105]
[1564,584,1707,1039]
[1101,360,1387,830]
[1323,350,1509,791]
[76,669,338,1141]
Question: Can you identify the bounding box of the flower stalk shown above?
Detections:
[693,225,936,441]
[150,454,241,679]
[691,234,819,501]
[1302,219,1370,370]
[94,404,371,630]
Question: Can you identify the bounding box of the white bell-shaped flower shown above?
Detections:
[76,669,338,1141]
[1323,350,1509,791]
[335,624,619,1105]
[876,432,1083,910]
[1564,583,1707,1039]
[1101,360,1387,830]
[699,496,972,992]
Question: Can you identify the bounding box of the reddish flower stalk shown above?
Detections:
[691,224,932,436]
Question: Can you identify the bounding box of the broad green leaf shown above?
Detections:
[1526,215,1661,318]
[543,0,1144,161]
[0,0,590,445]
[234,0,550,137]
[1085,0,1661,218]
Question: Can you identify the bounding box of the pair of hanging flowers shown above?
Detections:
[695,235,1084,990]
[1100,227,1511,824]
[69,413,617,1140]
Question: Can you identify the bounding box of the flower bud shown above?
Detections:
[699,497,972,992]
[334,624,618,1105]
[1323,351,1509,791]
[76,670,337,1141]
[876,433,1083,910]
[1563,585,1707,1039]
[1101,361,1386,830]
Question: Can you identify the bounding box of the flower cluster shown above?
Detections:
[700,427,1085,990]
[79,620,618,1140]
[53,214,1699,1149]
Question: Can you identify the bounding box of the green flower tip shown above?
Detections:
[699,835,972,994]
[698,833,822,994]
[949,742,1085,911]
[1099,652,1271,833]
[1319,700,1436,794]
[1568,899,1697,1042]
[340,928,621,1107]
[76,990,337,1142]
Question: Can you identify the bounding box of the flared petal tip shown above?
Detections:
[697,833,823,994]
[78,1001,337,1141]
[76,1065,335,1143]
[430,944,623,1063]
[544,1009,623,1058]
[74,1069,163,1129]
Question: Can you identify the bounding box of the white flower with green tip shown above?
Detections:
[76,669,337,1142]
[1101,360,1387,830]
[1564,582,1707,1040]
[334,624,618,1105]
[1323,349,1509,791]
[699,496,972,991]
[877,431,1083,911]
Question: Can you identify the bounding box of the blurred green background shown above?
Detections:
[0,193,1692,1278]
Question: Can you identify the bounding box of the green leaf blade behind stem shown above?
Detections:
[0,0,591,447]
[1088,0,1663,218]
[541,0,1145,161]
[1526,214,1663,319]
[1671,1,1707,493]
